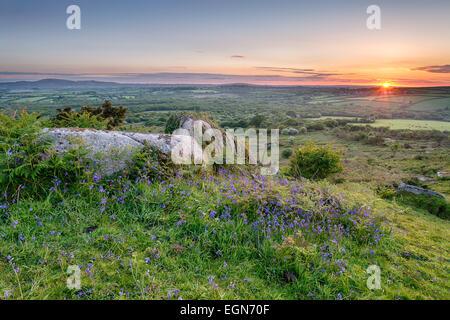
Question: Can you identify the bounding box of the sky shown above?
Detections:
[0,0,449,86]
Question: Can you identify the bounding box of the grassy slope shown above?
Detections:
[308,117,450,131]
[0,170,448,300]
[340,183,449,299]
[279,132,450,200]
[355,119,450,131]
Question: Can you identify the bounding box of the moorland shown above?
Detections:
[0,81,448,300]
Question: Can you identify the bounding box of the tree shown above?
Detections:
[81,100,127,129]
[53,100,127,129]
[248,115,265,128]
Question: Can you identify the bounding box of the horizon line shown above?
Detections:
[0,74,449,88]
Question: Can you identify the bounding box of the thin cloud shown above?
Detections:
[230,55,246,59]
[256,67,315,73]
[411,64,450,73]
[255,66,343,77]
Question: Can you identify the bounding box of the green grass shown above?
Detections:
[308,116,358,121]
[279,130,450,204]
[408,97,450,111]
[307,117,450,131]
[13,97,45,104]
[0,169,448,300]
[355,119,450,131]
[1,88,449,300]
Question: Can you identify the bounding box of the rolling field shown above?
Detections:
[357,119,450,131]
[309,117,450,131]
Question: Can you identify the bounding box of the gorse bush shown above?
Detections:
[289,141,343,180]
[81,100,127,129]
[52,107,108,130]
[248,114,265,128]
[53,100,127,129]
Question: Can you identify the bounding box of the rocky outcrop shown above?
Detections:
[172,113,257,165]
[177,113,214,136]
[41,128,201,175]
[397,183,445,199]
[39,114,267,176]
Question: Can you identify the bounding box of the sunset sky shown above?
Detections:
[0,0,449,86]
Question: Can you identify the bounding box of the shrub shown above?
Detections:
[131,143,175,179]
[0,111,91,197]
[164,113,181,134]
[220,119,248,128]
[306,122,325,131]
[248,114,265,128]
[52,107,108,129]
[376,185,396,200]
[286,110,297,118]
[282,149,293,159]
[283,119,298,126]
[0,112,49,191]
[289,141,343,180]
[53,100,127,129]
[389,142,401,156]
[81,100,127,129]
[396,192,449,220]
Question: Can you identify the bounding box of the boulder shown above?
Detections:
[41,128,200,175]
[173,113,257,165]
[397,183,445,199]
[177,113,213,136]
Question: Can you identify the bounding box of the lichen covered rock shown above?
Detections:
[41,128,199,175]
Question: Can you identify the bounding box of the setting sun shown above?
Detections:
[383,83,391,88]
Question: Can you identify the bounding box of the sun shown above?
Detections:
[382,82,391,88]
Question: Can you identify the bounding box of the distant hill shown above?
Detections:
[0,79,132,89]
[0,78,449,91]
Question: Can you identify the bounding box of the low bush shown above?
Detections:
[0,111,91,197]
[53,100,127,129]
[281,149,293,159]
[52,107,108,129]
[289,141,343,180]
